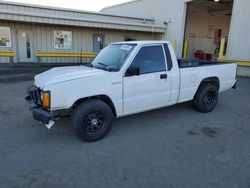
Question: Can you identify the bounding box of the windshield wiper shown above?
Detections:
[98,62,111,71]
[84,62,93,67]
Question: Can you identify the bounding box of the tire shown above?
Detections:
[71,99,114,142]
[193,83,218,113]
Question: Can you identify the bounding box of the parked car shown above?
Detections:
[26,41,237,142]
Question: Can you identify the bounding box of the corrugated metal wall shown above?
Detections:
[227,0,250,60]
[2,0,249,63]
[0,21,158,63]
[103,0,250,61]
[0,2,165,33]
[102,0,189,57]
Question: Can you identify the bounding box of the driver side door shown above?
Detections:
[123,45,171,115]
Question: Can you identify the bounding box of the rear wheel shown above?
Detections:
[71,99,114,142]
[193,83,218,113]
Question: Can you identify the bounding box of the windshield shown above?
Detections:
[91,44,136,72]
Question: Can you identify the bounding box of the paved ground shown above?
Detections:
[0,76,250,188]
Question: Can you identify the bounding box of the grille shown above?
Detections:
[27,85,42,105]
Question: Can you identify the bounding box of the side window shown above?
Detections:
[130,45,166,74]
[54,30,72,49]
[0,27,11,47]
[164,44,173,71]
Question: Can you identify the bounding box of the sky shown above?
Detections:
[2,0,130,12]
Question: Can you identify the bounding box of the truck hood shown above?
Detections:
[35,66,105,88]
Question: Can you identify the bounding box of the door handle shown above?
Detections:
[160,74,167,79]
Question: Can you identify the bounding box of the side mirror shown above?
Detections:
[126,66,140,76]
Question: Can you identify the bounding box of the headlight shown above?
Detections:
[41,91,51,108]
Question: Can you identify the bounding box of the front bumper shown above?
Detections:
[25,85,52,124]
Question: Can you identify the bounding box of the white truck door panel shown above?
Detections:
[123,45,171,115]
[123,72,171,115]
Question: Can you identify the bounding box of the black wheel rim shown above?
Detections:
[83,110,105,134]
[203,91,216,106]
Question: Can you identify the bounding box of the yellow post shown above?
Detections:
[172,40,176,52]
[219,38,226,60]
[183,40,188,58]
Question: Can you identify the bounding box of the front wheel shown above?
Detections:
[71,99,114,142]
[193,83,218,113]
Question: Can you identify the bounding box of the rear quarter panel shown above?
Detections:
[178,63,237,103]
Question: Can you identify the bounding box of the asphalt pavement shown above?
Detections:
[0,76,250,188]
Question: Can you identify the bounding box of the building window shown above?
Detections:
[54,30,72,49]
[124,36,136,41]
[0,27,11,47]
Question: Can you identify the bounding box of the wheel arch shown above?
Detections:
[194,77,220,98]
[199,77,220,90]
[72,95,117,117]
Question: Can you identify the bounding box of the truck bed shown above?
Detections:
[177,58,234,68]
[177,58,237,103]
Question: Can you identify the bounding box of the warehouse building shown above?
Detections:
[0,1,165,64]
[0,0,249,76]
[102,0,250,76]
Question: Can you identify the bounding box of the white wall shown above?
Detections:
[227,0,250,60]
[102,0,189,57]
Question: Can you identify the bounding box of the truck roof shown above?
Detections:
[111,40,171,45]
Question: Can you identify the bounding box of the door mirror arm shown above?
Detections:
[125,66,140,77]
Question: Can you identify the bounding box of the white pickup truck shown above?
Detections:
[26,41,237,142]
